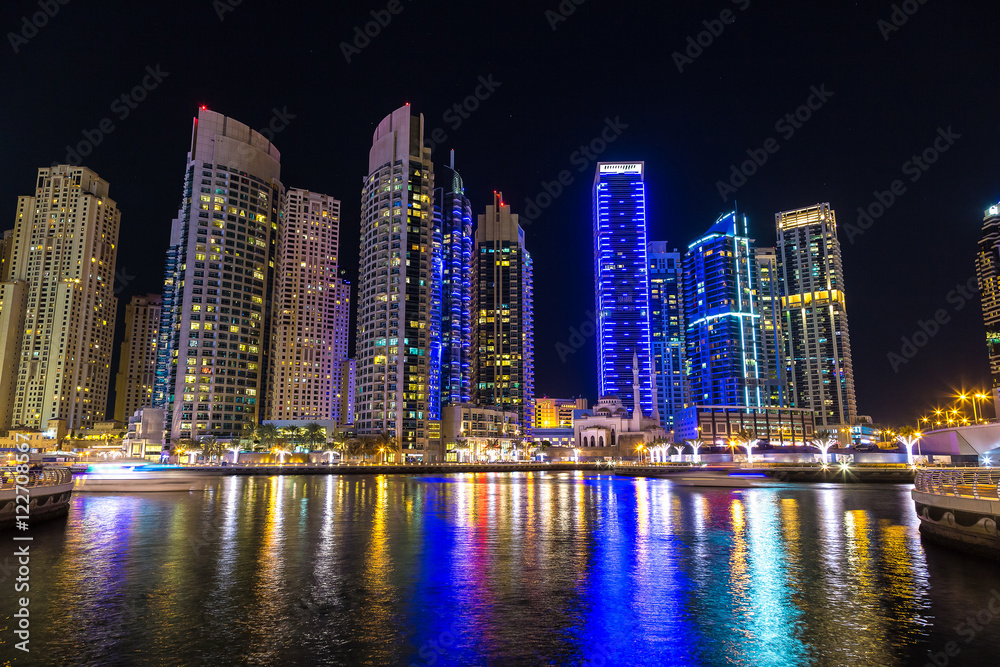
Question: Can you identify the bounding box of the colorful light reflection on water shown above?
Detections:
[9,472,1000,666]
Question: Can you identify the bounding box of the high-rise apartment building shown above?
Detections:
[776,203,857,427]
[267,189,341,422]
[684,211,764,408]
[754,247,786,407]
[975,202,1000,413]
[331,269,351,424]
[114,294,162,422]
[155,108,283,441]
[0,165,120,431]
[647,242,685,429]
[354,105,437,459]
[434,152,473,408]
[472,193,535,439]
[340,358,356,426]
[533,397,587,429]
[593,162,653,416]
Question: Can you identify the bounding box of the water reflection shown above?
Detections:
[15,475,1000,666]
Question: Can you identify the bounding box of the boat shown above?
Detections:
[73,462,208,493]
[668,469,774,488]
[0,467,75,529]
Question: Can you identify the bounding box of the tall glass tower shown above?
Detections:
[433,151,473,408]
[647,242,685,429]
[684,211,764,408]
[593,162,653,416]
[776,203,857,427]
[975,202,1000,414]
[154,108,283,442]
[354,105,437,459]
[472,193,534,439]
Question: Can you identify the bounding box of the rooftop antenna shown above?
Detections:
[449,149,455,170]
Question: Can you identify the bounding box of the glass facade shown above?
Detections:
[647,242,685,429]
[593,162,653,416]
[683,211,764,408]
[776,203,857,427]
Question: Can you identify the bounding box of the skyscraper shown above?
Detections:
[0,165,120,431]
[754,247,786,406]
[354,105,437,459]
[331,269,351,425]
[434,152,473,408]
[155,108,283,442]
[593,162,653,416]
[684,211,764,408]
[647,242,685,429]
[267,189,341,422]
[472,192,535,438]
[114,294,162,422]
[975,202,1000,413]
[776,203,857,427]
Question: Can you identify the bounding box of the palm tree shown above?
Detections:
[199,436,222,462]
[280,426,302,451]
[684,438,704,464]
[302,423,326,451]
[258,424,280,451]
[484,438,502,462]
[453,438,471,463]
[271,444,291,464]
[731,428,757,466]
[173,438,196,464]
[372,431,397,464]
[238,419,258,450]
[896,426,922,466]
[810,429,839,465]
[346,437,365,463]
[227,442,242,465]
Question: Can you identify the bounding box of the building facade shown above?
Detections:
[674,405,815,446]
[472,193,535,441]
[648,242,685,429]
[533,396,587,429]
[155,108,284,442]
[0,165,120,431]
[267,189,341,422]
[776,203,857,427]
[354,105,438,459]
[684,211,764,408]
[114,294,162,422]
[593,162,654,416]
[339,358,356,426]
[754,247,786,407]
[433,153,473,409]
[331,271,351,424]
[977,202,1000,415]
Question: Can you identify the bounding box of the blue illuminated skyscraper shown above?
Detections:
[593,162,653,417]
[433,151,473,408]
[683,211,764,408]
[648,242,685,429]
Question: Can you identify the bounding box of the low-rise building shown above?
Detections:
[674,405,815,446]
[441,403,520,461]
[122,407,165,459]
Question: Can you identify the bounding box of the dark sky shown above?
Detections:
[2,0,998,425]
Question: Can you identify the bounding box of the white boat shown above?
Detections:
[669,470,774,488]
[73,462,207,493]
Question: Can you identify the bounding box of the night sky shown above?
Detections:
[2,0,998,425]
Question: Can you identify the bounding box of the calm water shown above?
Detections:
[5,472,1000,666]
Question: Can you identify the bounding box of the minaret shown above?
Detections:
[632,350,643,431]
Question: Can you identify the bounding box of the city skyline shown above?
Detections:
[1,2,998,425]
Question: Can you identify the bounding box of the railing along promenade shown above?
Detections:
[914,468,1000,500]
[0,466,72,490]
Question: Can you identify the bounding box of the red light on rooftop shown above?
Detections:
[200,105,208,110]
